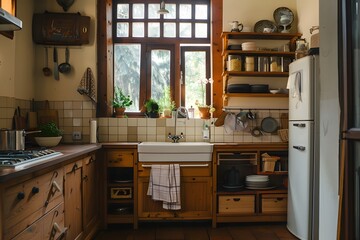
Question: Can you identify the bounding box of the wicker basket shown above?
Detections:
[278,129,288,142]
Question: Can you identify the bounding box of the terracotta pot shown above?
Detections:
[198,107,210,119]
[114,107,126,117]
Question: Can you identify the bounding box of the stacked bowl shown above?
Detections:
[246,175,270,189]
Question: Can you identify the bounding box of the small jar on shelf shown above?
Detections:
[228,55,242,71]
[245,56,255,72]
[270,57,281,72]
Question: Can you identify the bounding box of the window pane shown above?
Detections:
[117,4,129,19]
[184,51,206,109]
[179,23,191,38]
[148,4,160,19]
[179,4,191,19]
[151,50,171,101]
[164,4,176,19]
[195,23,207,38]
[132,22,144,37]
[133,4,144,19]
[148,22,160,37]
[114,44,141,112]
[164,22,176,38]
[195,4,208,20]
[117,22,129,37]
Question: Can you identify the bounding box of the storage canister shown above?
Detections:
[228,55,242,71]
[245,57,255,72]
[270,57,281,72]
[258,57,269,72]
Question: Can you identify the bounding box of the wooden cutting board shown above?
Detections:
[13,107,26,130]
[280,113,289,129]
[37,100,59,127]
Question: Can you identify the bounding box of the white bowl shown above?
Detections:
[270,89,281,94]
[35,136,62,147]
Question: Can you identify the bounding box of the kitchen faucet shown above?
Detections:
[168,106,189,143]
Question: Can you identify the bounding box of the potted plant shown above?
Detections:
[158,87,176,118]
[34,122,63,147]
[112,86,133,117]
[145,98,160,118]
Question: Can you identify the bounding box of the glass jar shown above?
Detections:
[228,55,242,71]
[245,56,254,72]
[258,57,269,72]
[270,57,281,72]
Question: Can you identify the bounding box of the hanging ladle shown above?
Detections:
[42,47,52,76]
[58,47,71,74]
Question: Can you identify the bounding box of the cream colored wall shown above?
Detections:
[223,0,297,33]
[0,34,16,97]
[33,0,97,101]
[296,0,319,42]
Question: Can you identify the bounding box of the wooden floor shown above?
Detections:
[94,222,298,240]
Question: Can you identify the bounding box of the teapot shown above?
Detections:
[223,166,241,186]
[230,21,243,32]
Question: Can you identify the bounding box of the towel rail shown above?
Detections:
[141,163,209,168]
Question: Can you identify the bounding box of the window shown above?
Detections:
[112,0,210,115]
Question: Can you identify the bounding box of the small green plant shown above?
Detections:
[112,86,133,108]
[145,99,160,118]
[38,122,63,137]
[158,87,176,113]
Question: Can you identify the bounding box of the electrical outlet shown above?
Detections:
[72,131,82,140]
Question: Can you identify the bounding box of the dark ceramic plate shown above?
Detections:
[261,117,279,133]
[254,20,277,33]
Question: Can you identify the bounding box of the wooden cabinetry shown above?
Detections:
[212,144,288,227]
[64,153,99,240]
[103,146,138,228]
[1,167,66,240]
[221,32,301,107]
[137,162,212,220]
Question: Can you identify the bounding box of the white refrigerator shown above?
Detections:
[287,55,320,240]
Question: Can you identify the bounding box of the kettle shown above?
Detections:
[224,166,241,186]
[230,21,243,32]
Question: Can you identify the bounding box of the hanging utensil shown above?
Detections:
[58,47,71,74]
[214,111,228,127]
[53,47,59,80]
[43,47,52,76]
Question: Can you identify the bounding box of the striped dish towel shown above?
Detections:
[147,164,181,210]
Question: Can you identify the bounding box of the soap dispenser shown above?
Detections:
[203,124,210,140]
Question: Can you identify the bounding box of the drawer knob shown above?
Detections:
[233,198,241,202]
[32,187,40,194]
[17,192,25,200]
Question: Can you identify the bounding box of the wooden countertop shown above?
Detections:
[0,144,102,183]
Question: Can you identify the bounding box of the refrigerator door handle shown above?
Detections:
[293,145,306,151]
[293,123,306,128]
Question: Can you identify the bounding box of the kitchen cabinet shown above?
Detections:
[212,144,288,227]
[1,166,66,240]
[221,32,301,107]
[64,159,83,240]
[137,162,212,220]
[103,145,138,228]
[64,153,100,240]
[0,0,17,39]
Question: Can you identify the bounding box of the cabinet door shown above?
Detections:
[64,160,83,240]
[82,155,98,232]
[138,177,212,219]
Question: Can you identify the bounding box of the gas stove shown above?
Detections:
[0,149,63,168]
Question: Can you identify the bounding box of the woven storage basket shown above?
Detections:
[262,156,280,172]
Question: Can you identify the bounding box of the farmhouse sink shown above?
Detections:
[138,142,214,162]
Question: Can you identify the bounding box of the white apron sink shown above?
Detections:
[138,142,214,162]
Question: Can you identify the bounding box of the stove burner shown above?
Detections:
[0,149,63,168]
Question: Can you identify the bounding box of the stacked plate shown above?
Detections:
[242,42,256,51]
[246,175,273,189]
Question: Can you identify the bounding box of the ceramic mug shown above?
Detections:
[263,27,273,33]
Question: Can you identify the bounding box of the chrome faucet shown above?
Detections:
[168,106,189,143]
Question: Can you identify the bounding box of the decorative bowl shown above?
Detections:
[34,136,62,147]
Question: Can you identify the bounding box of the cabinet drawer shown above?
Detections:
[261,194,287,213]
[107,151,134,167]
[137,162,211,177]
[218,195,255,214]
[3,168,64,240]
[12,202,65,240]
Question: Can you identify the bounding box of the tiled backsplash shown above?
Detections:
[0,96,287,144]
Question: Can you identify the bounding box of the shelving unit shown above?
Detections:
[103,145,138,228]
[212,144,288,227]
[221,32,302,108]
